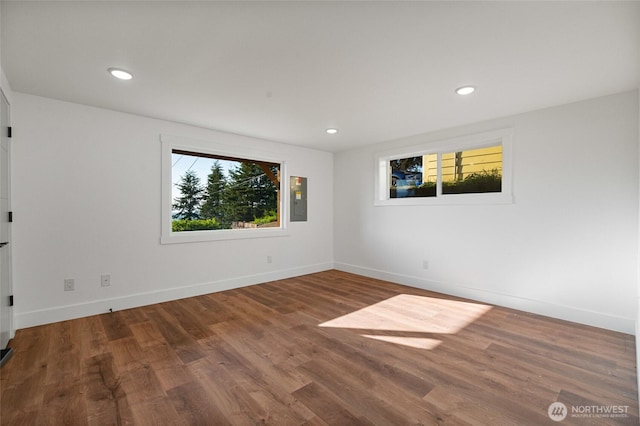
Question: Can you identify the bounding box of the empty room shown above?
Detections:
[0,1,639,424]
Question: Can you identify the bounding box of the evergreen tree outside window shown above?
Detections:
[200,161,226,224]
[172,170,204,220]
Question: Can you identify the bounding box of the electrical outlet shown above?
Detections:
[101,274,111,287]
[267,255,273,264]
[64,278,75,291]
[422,260,429,270]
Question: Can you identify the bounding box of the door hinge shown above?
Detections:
[7,127,11,138]
[9,295,13,307]
[8,212,12,223]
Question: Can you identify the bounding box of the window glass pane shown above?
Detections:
[422,152,437,190]
[389,155,436,198]
[171,150,280,232]
[442,145,502,194]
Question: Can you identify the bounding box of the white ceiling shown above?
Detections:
[1,1,639,152]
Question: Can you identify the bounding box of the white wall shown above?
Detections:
[334,90,639,334]
[9,90,639,334]
[11,93,334,328]
[637,86,640,406]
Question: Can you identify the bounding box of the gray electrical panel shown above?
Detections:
[290,176,307,222]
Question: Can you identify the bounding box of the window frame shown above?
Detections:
[374,129,513,206]
[161,134,288,244]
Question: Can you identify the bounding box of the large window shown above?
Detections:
[376,129,512,206]
[171,149,280,231]
[161,135,287,243]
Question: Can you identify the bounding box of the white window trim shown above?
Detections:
[374,128,513,206]
[160,134,289,244]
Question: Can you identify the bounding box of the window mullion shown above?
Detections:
[436,152,442,197]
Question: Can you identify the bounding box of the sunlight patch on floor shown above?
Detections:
[361,334,443,350]
[319,294,492,349]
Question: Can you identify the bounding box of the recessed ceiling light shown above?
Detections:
[455,86,475,95]
[108,68,133,81]
[326,128,338,134]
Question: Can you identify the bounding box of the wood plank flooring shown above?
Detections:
[1,270,637,425]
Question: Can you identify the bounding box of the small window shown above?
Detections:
[161,134,287,243]
[375,129,512,206]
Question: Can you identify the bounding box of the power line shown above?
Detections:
[204,173,269,198]
[172,155,184,167]
[187,157,198,171]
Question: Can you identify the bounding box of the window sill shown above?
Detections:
[374,192,513,207]
[160,227,290,244]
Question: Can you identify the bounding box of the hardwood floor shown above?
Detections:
[1,270,637,425]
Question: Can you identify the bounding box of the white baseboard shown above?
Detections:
[335,262,635,335]
[15,262,334,329]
